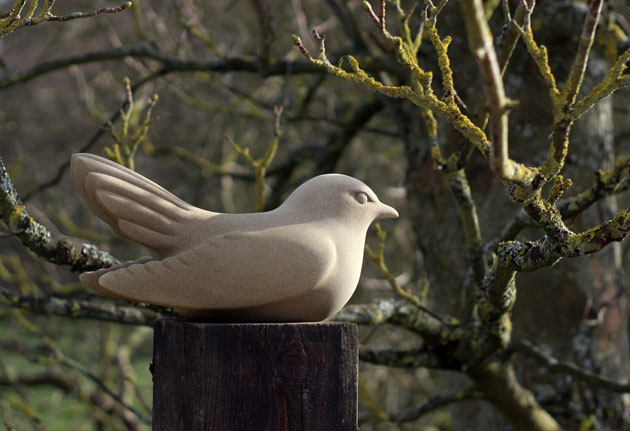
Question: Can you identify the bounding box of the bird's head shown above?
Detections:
[281,174,398,227]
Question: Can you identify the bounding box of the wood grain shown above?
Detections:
[152,319,358,431]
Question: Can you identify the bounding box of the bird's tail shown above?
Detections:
[71,153,195,258]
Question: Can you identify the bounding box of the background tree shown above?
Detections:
[1,1,630,430]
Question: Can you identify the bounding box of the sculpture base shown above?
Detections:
[152,319,358,431]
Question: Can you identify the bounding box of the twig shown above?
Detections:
[292,17,492,158]
[332,299,449,337]
[424,110,486,297]
[534,0,604,189]
[0,356,47,431]
[501,0,511,23]
[570,50,630,122]
[22,69,166,201]
[232,106,282,211]
[365,224,451,325]
[0,1,132,36]
[60,355,151,424]
[47,3,132,22]
[430,1,527,175]
[558,0,604,110]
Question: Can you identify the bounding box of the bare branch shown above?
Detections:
[558,0,604,110]
[0,45,398,90]
[364,224,449,323]
[460,0,536,187]
[0,286,161,326]
[59,355,151,424]
[468,362,560,431]
[388,386,481,422]
[332,299,456,337]
[509,340,630,393]
[46,3,132,22]
[359,346,446,369]
[447,169,486,286]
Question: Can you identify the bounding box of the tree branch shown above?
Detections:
[359,346,446,369]
[496,205,630,273]
[387,386,482,422]
[0,286,160,326]
[0,45,399,90]
[0,1,132,36]
[508,340,630,393]
[487,156,630,250]
[558,0,604,110]
[292,20,492,158]
[541,0,604,183]
[460,0,536,187]
[332,299,452,337]
[468,362,560,431]
[0,158,118,272]
[447,169,487,287]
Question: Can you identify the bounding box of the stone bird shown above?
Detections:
[71,153,398,322]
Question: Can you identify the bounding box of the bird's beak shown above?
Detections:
[375,203,399,220]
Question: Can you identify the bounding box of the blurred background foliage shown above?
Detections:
[1,0,630,430]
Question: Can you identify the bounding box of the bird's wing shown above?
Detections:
[71,153,205,256]
[80,257,153,300]
[89,226,337,310]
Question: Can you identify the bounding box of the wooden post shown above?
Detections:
[152,319,358,431]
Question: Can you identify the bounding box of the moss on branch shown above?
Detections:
[0,158,117,272]
[233,106,282,212]
[292,9,492,158]
[488,158,630,249]
[496,206,630,272]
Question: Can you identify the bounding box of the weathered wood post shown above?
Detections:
[152,319,358,431]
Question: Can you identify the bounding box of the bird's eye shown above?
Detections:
[354,192,370,204]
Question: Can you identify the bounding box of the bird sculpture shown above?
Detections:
[71,153,398,322]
